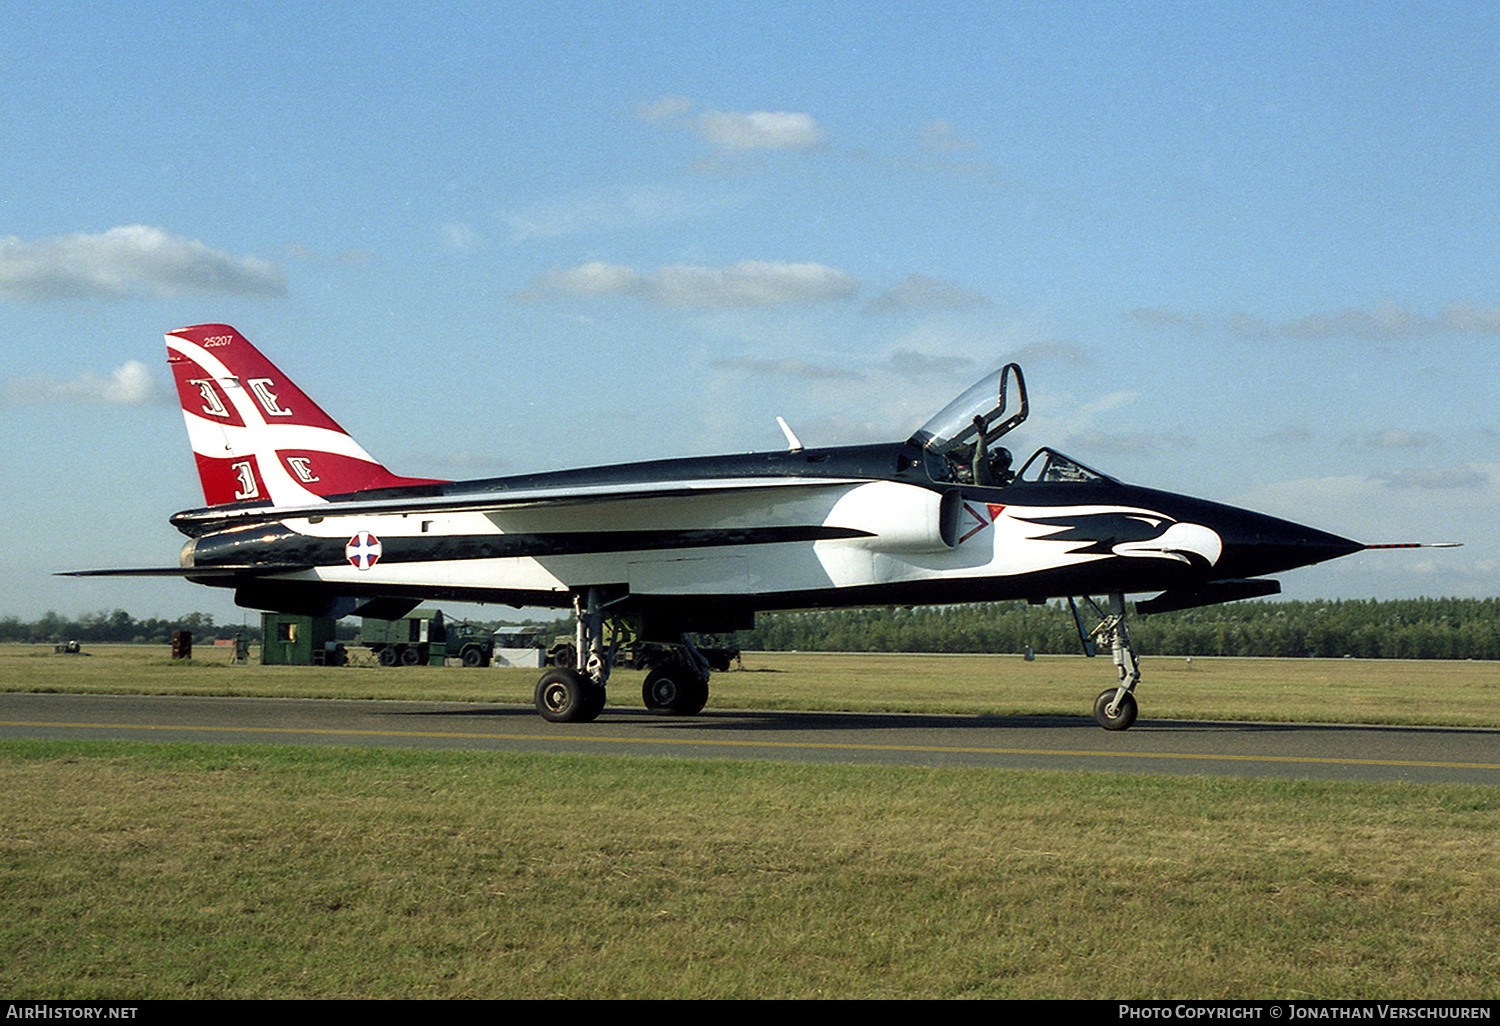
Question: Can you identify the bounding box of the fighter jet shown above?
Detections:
[74,324,1431,730]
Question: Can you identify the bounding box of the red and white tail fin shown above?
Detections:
[167,324,443,507]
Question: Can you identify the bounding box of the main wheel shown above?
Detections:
[536,667,606,723]
[399,645,423,667]
[377,647,398,667]
[1093,688,1138,731]
[642,667,709,716]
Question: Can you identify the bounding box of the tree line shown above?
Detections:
[726,597,1500,661]
[0,610,250,646]
[6,597,1500,660]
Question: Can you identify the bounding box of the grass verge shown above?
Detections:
[2,739,1498,999]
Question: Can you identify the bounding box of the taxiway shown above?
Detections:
[3,692,1498,785]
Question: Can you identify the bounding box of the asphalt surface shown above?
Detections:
[3,691,1499,784]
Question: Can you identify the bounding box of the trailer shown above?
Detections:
[361,609,496,667]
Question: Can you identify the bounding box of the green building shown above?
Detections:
[260,613,347,666]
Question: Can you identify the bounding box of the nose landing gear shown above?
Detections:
[1070,592,1142,731]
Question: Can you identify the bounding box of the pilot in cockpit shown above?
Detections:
[970,415,1013,487]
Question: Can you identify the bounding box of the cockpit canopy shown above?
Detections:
[908,363,1028,456]
[909,363,1116,487]
[908,363,1027,486]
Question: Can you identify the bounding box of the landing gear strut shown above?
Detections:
[1070,592,1141,731]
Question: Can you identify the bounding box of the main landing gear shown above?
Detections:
[534,589,611,723]
[534,588,713,723]
[1069,592,1141,731]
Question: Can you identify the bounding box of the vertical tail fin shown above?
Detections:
[167,324,443,507]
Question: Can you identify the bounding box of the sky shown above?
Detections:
[3,1,1497,626]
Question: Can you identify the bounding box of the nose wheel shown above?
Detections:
[1093,688,1138,731]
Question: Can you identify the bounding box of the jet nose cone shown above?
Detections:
[1215,508,1364,578]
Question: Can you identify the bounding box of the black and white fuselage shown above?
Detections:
[173,440,1361,631]
[76,324,1381,728]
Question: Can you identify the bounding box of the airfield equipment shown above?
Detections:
[361,608,496,667]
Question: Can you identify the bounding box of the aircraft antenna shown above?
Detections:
[776,416,804,452]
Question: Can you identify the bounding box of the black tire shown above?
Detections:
[1093,688,1138,731]
[461,647,485,668]
[399,645,423,667]
[642,667,710,716]
[376,647,398,667]
[536,668,606,723]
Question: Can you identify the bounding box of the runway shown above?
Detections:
[4,691,1499,785]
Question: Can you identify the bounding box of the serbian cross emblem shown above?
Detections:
[346,530,382,570]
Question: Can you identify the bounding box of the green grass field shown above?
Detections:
[6,642,1500,726]
[3,644,1499,999]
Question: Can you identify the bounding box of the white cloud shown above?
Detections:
[1346,429,1442,451]
[712,356,863,381]
[636,95,693,123]
[696,110,826,151]
[517,260,860,308]
[919,120,980,155]
[0,226,285,302]
[1131,300,1500,342]
[864,273,991,315]
[1062,428,1197,457]
[1377,465,1490,490]
[4,360,165,407]
[501,185,742,242]
[441,222,478,251]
